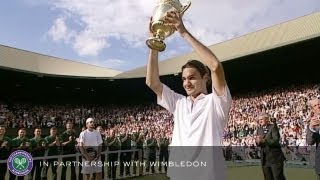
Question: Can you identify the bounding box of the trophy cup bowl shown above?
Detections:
[146,0,191,52]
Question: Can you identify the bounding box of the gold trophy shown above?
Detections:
[146,0,191,52]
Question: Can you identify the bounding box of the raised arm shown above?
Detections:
[146,49,163,97]
[165,11,226,96]
[145,17,163,97]
[182,32,226,96]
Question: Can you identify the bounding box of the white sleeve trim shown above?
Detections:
[157,84,184,114]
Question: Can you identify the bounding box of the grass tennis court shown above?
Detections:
[5,165,316,180]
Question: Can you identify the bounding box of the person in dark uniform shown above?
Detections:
[75,126,86,180]
[158,131,169,173]
[60,121,77,180]
[10,128,31,180]
[132,129,144,176]
[0,125,11,180]
[119,128,132,177]
[96,126,106,180]
[42,127,61,180]
[30,127,47,180]
[145,132,156,174]
[306,98,320,180]
[131,129,138,175]
[255,113,286,180]
[107,129,120,179]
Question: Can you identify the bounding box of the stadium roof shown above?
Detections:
[0,45,122,78]
[1,11,320,79]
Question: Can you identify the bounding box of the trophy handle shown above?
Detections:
[180,1,191,14]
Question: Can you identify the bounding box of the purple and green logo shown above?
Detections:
[7,150,33,176]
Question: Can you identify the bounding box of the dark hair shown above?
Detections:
[182,60,208,77]
[34,126,42,131]
[181,60,212,86]
[50,127,57,131]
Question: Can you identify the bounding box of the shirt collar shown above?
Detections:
[187,93,206,102]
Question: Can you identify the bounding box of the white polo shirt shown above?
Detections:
[79,129,103,147]
[79,129,103,174]
[157,84,232,180]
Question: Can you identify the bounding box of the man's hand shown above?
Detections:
[309,118,320,130]
[149,17,154,38]
[93,154,101,162]
[1,141,8,147]
[255,136,264,144]
[85,155,93,162]
[164,11,187,36]
[55,139,61,146]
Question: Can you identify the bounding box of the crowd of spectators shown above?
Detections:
[0,83,319,162]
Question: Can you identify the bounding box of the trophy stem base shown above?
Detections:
[146,37,166,52]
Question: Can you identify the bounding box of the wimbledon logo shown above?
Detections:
[7,150,33,176]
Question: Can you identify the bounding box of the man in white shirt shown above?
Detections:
[145,11,232,180]
[79,118,103,180]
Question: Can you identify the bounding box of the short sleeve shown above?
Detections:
[157,84,184,114]
[212,85,232,126]
[79,132,85,144]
